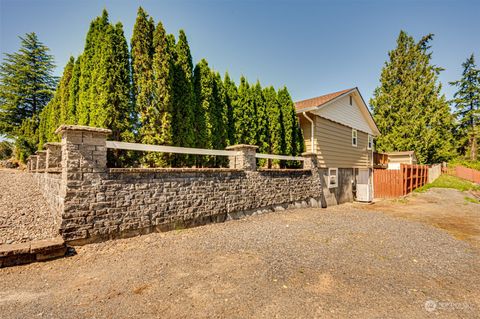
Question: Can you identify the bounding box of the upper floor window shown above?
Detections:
[352,129,358,147]
[368,134,373,150]
[349,95,353,105]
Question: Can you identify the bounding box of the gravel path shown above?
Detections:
[1,204,479,318]
[0,169,58,244]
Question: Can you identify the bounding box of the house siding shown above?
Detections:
[300,115,372,169]
[314,94,375,135]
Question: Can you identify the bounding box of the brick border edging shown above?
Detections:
[0,237,67,268]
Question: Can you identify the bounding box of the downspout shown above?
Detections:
[302,112,315,153]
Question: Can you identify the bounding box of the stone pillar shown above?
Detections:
[55,125,111,179]
[226,144,258,171]
[36,151,47,172]
[54,125,111,242]
[44,142,62,170]
[301,152,318,170]
[30,155,38,171]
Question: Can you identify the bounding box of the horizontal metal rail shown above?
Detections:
[255,153,305,161]
[106,141,239,157]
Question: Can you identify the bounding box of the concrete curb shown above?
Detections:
[0,237,67,268]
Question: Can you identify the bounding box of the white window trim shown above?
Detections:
[367,134,373,150]
[328,168,338,188]
[352,129,358,147]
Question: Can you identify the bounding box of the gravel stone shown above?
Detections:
[0,169,58,244]
[0,192,479,318]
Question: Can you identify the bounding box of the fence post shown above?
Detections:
[225,144,258,171]
[36,150,47,172]
[55,124,111,179]
[44,142,62,170]
[301,152,318,170]
[54,125,112,242]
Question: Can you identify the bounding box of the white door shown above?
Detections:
[356,168,372,202]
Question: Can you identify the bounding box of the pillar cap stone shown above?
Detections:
[44,142,61,147]
[35,150,47,154]
[225,144,259,150]
[55,125,112,135]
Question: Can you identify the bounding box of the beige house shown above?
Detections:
[386,151,418,169]
[295,87,380,203]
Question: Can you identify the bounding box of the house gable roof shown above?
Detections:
[295,87,380,136]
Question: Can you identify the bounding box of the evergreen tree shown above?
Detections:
[66,55,82,124]
[449,54,480,160]
[192,59,210,150]
[38,57,74,147]
[223,73,237,145]
[193,61,228,166]
[234,76,257,145]
[142,21,176,166]
[278,86,304,166]
[370,31,455,164]
[263,86,282,156]
[77,10,110,125]
[253,81,269,155]
[131,7,155,141]
[0,32,56,140]
[172,30,196,165]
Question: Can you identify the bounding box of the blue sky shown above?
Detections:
[1,0,479,105]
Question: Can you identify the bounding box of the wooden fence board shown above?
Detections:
[374,164,429,199]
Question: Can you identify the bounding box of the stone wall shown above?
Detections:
[61,168,322,244]
[26,125,360,245]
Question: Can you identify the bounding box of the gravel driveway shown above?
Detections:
[1,200,479,318]
[0,169,58,244]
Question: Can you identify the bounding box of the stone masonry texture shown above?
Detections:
[27,125,362,245]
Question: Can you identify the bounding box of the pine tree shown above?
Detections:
[131,7,155,142]
[0,32,56,141]
[370,31,455,164]
[449,54,480,160]
[234,76,257,145]
[223,73,237,145]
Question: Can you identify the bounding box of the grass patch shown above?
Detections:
[464,196,480,204]
[415,174,480,193]
[449,159,480,171]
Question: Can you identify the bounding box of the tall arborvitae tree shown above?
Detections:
[370,31,455,164]
[77,11,110,125]
[211,71,228,151]
[278,86,304,166]
[253,81,269,156]
[38,57,74,147]
[263,86,282,156]
[192,59,210,150]
[66,55,82,124]
[172,30,196,165]
[143,21,176,166]
[0,32,56,160]
[234,76,257,145]
[223,73,237,145]
[449,54,480,160]
[131,7,155,141]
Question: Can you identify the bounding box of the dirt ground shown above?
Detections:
[352,188,480,248]
[1,188,479,318]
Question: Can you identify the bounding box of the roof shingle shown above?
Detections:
[294,88,355,111]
